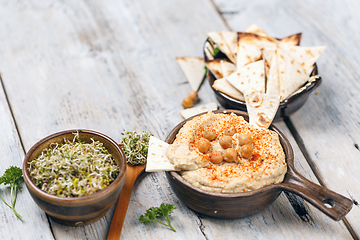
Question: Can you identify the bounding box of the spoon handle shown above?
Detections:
[107,165,145,240]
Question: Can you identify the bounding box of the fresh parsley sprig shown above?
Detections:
[0,166,23,219]
[139,203,177,232]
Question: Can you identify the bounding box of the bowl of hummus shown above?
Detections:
[165,110,353,220]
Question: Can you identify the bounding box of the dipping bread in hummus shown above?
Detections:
[165,111,287,193]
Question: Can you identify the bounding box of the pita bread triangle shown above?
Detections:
[211,59,243,101]
[206,59,225,79]
[245,23,302,47]
[279,33,302,46]
[145,136,175,172]
[221,31,238,63]
[176,57,205,91]
[245,24,269,37]
[236,32,278,70]
[212,78,245,101]
[259,45,276,78]
[220,59,236,78]
[281,45,326,67]
[227,60,265,94]
[229,56,279,129]
[245,91,280,129]
[207,32,236,63]
[266,49,280,96]
[277,46,312,101]
[246,24,301,47]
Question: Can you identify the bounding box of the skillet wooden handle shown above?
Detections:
[280,168,353,221]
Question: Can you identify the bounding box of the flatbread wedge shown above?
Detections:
[207,32,236,63]
[277,46,313,101]
[145,136,175,172]
[279,33,302,46]
[266,49,280,96]
[227,60,266,94]
[206,59,225,79]
[236,32,278,70]
[245,24,269,37]
[176,57,205,91]
[212,78,245,101]
[245,91,280,129]
[221,31,238,63]
[220,59,237,78]
[281,45,326,67]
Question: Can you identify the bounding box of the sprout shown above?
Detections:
[121,130,152,166]
[28,133,119,197]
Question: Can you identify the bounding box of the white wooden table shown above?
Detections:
[0,0,359,239]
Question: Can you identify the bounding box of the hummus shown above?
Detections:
[165,111,287,193]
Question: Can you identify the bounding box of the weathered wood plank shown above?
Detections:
[213,0,360,237]
[0,78,55,239]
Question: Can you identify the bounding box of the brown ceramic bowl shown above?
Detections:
[203,38,322,120]
[23,129,127,226]
[165,110,353,220]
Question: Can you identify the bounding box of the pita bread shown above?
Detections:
[246,24,269,37]
[206,59,225,79]
[236,32,278,70]
[266,49,280,96]
[279,33,302,46]
[221,31,238,63]
[220,59,237,78]
[259,46,276,77]
[176,57,205,91]
[277,46,312,101]
[245,91,280,129]
[281,45,326,67]
[207,32,236,63]
[227,60,266,94]
[212,78,245,101]
[246,24,302,46]
[180,102,218,119]
[145,136,175,172]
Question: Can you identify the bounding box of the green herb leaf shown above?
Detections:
[139,203,177,232]
[213,46,220,55]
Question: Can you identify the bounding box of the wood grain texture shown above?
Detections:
[214,0,360,237]
[0,79,55,239]
[0,0,357,239]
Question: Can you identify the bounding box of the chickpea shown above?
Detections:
[224,126,236,136]
[188,90,198,102]
[182,97,194,109]
[203,129,217,141]
[209,150,223,164]
[197,138,211,154]
[240,144,254,159]
[223,148,237,162]
[237,133,253,146]
[219,135,233,149]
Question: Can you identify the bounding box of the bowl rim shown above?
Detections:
[166,109,294,198]
[22,129,127,205]
[203,37,322,109]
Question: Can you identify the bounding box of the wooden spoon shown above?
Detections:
[107,164,146,240]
